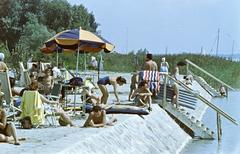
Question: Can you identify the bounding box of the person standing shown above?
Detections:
[0,53,8,72]
[172,61,186,80]
[128,72,139,101]
[89,56,98,70]
[143,53,158,71]
[97,76,126,104]
[160,57,169,73]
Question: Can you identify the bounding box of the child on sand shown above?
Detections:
[83,106,117,127]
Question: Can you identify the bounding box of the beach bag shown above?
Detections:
[68,77,83,86]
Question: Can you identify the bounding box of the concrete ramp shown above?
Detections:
[2,105,191,154]
[58,105,190,154]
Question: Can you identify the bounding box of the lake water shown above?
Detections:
[181,91,240,154]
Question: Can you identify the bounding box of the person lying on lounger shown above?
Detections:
[131,80,152,110]
[83,106,117,128]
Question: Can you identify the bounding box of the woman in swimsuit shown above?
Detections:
[97,76,126,104]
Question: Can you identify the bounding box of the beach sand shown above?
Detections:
[1,72,211,154]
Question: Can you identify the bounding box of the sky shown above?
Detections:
[68,0,240,55]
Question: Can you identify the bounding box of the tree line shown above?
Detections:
[0,0,98,70]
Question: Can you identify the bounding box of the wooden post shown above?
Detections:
[217,113,222,140]
[162,74,168,109]
[186,62,189,75]
[226,87,228,98]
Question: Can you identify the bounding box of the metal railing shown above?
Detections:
[161,73,238,140]
[185,59,235,91]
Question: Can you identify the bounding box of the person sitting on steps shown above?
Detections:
[131,80,152,111]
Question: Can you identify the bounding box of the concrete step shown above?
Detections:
[163,103,214,139]
[158,85,198,110]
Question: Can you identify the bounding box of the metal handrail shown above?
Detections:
[167,74,238,125]
[185,59,235,90]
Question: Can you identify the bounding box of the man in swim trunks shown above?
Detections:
[143,53,158,71]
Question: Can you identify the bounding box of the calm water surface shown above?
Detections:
[181,91,240,154]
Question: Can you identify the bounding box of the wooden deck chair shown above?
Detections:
[0,72,21,118]
[19,62,31,87]
[21,91,45,126]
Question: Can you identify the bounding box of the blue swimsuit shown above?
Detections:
[97,76,111,85]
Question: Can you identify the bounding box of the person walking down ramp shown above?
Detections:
[97,76,126,104]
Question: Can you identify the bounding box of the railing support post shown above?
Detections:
[217,113,222,140]
[162,74,168,109]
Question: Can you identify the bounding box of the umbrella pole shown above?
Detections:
[73,43,80,115]
[97,52,101,80]
[76,45,80,77]
[84,51,86,72]
[57,50,59,68]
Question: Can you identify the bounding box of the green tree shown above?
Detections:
[42,0,72,32]
[18,13,54,59]
[0,0,43,52]
[70,4,98,32]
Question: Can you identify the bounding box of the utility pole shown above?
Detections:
[201,46,204,55]
[216,28,220,56]
[126,27,128,54]
[165,46,168,55]
[231,40,235,60]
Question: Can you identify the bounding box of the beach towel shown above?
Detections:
[85,104,149,115]
[21,91,44,126]
[139,70,161,92]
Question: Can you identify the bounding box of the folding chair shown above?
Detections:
[21,90,59,127]
[19,62,31,87]
[21,91,45,126]
[47,83,62,101]
[0,72,21,119]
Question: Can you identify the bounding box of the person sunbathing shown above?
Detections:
[131,80,152,110]
[0,108,20,145]
[83,106,117,128]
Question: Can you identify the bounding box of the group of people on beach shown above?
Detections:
[0,51,205,145]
